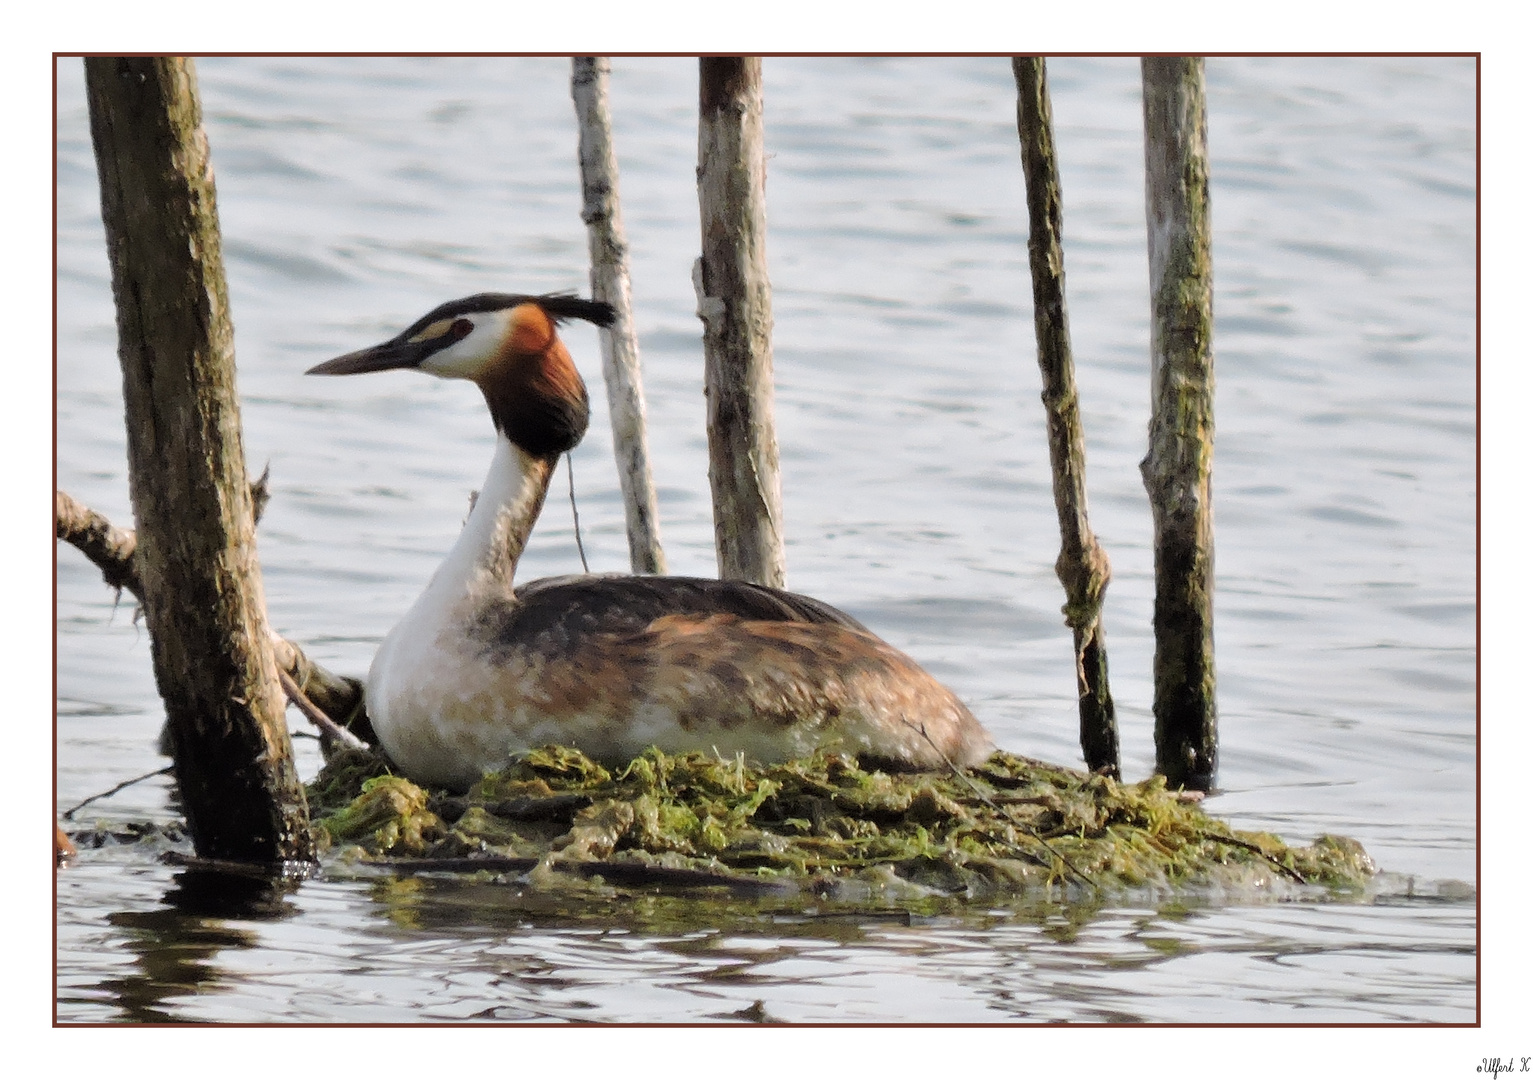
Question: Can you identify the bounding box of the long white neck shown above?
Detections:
[424,432,556,602]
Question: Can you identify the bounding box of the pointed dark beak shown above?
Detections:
[306,337,433,376]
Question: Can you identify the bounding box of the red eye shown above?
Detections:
[451,318,473,340]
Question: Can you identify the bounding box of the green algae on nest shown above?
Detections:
[305,745,1377,897]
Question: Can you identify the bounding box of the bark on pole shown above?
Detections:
[1012,57,1121,778]
[84,56,315,865]
[694,57,787,588]
[571,56,668,575]
[1140,57,1218,791]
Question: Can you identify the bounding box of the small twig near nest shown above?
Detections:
[58,488,370,733]
[1198,830,1307,885]
[567,452,590,574]
[54,490,142,600]
[902,720,1096,891]
[62,765,176,820]
[278,668,371,753]
[249,463,271,526]
[382,855,795,896]
[55,474,269,603]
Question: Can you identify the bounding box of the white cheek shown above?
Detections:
[419,311,508,378]
[421,344,486,379]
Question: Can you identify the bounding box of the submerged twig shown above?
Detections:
[384,855,794,896]
[62,765,175,820]
[162,849,318,881]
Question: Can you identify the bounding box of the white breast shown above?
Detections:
[363,433,550,790]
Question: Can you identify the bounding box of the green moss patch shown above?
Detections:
[306,745,1376,899]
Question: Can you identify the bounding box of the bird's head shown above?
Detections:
[308,293,614,459]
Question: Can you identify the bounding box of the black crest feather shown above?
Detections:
[400,292,615,340]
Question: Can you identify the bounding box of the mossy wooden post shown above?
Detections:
[694,56,786,588]
[571,56,668,576]
[1140,56,1217,791]
[84,56,315,865]
[1012,57,1121,779]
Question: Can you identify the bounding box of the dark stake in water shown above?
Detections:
[56,56,1475,1024]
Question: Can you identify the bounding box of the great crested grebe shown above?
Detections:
[308,292,995,791]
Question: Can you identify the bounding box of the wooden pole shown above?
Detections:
[1012,57,1121,779]
[695,56,786,588]
[1140,56,1217,791]
[84,56,316,865]
[571,56,668,575]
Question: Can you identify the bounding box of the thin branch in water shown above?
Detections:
[59,490,369,731]
[567,452,590,574]
[55,489,143,600]
[62,766,175,820]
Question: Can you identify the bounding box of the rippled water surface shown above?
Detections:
[55,56,1476,1024]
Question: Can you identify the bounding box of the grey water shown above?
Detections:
[55,56,1476,1023]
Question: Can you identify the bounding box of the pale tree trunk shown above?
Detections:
[1140,56,1218,791]
[694,56,786,588]
[1012,57,1120,778]
[571,56,668,575]
[84,56,315,864]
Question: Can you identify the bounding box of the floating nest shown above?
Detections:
[306,745,1377,900]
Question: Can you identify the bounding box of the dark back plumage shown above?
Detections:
[469,574,868,661]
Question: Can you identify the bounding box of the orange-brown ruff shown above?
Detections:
[309,293,995,791]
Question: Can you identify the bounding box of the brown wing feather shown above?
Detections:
[473,574,868,663]
[616,613,993,768]
[463,576,991,769]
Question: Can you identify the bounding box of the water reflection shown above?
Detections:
[95,869,300,1024]
[55,846,1473,1024]
[315,872,1471,1023]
